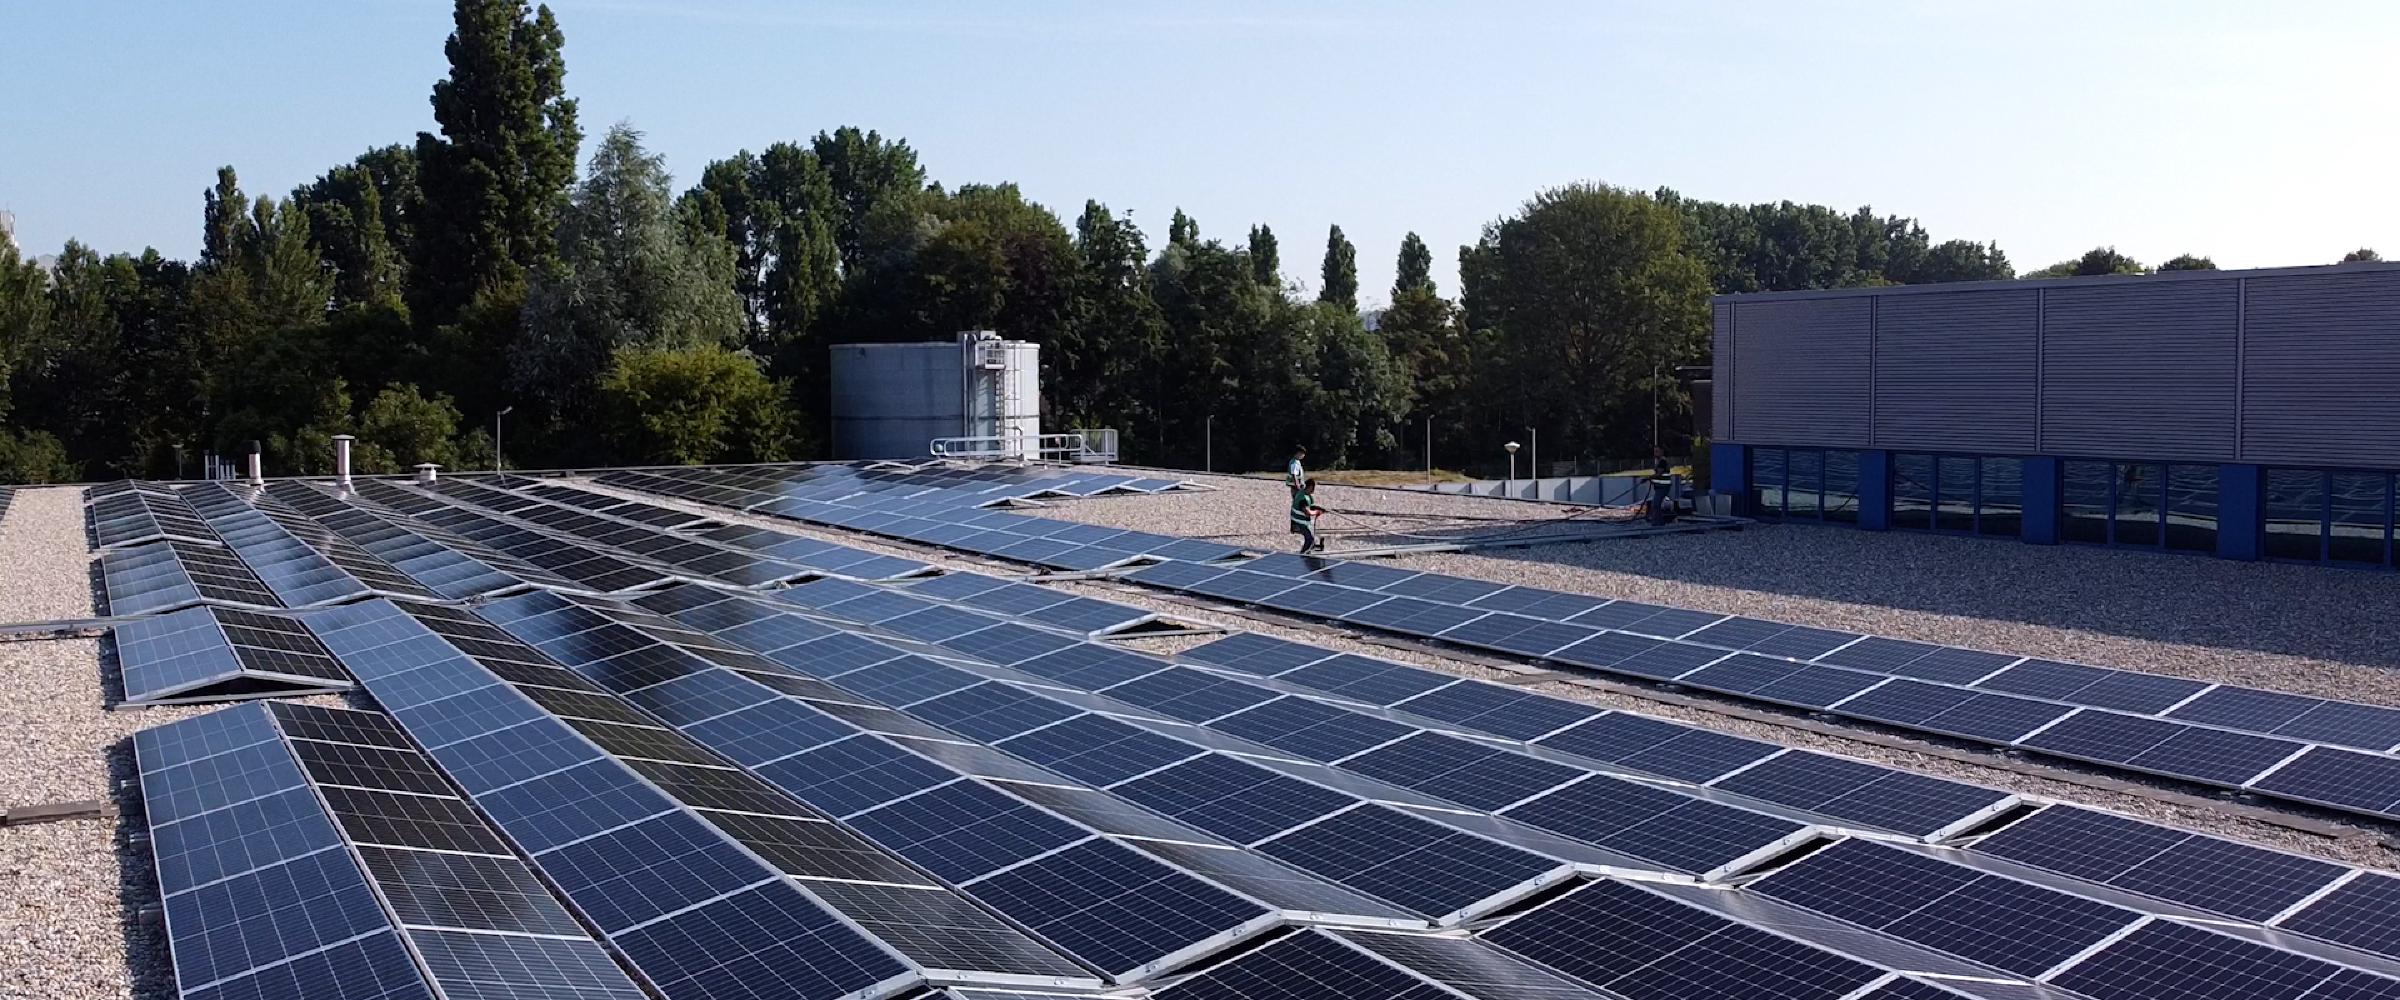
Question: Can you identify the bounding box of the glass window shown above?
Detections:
[2063,460,2111,544]
[1751,448,1786,518]
[1936,456,1977,532]
[2328,472,2393,566]
[1978,457,2023,538]
[1788,450,1824,521]
[2164,464,2218,553]
[1823,451,1860,525]
[2111,463,2163,547]
[1892,454,1934,530]
[2265,469,2326,562]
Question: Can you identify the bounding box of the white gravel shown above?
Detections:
[1044,471,2400,706]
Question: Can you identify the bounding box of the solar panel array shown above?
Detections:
[134,701,647,1000]
[90,461,2400,1000]
[591,462,2400,827]
[113,605,351,705]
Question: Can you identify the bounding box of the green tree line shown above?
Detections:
[3,0,2211,485]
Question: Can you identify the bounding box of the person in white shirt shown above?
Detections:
[1286,446,1307,494]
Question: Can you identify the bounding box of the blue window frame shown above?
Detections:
[2061,460,2217,553]
[1891,454,2024,538]
[1749,447,1858,523]
[2265,468,2396,568]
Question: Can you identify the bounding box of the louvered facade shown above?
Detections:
[1709,262,2400,568]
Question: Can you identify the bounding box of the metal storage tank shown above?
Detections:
[829,332,1042,460]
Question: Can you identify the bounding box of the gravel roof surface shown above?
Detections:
[0,486,179,1000]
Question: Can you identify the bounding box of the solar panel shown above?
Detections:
[1534,713,1781,783]
[1710,751,2015,838]
[102,538,282,614]
[966,838,1272,979]
[115,605,351,705]
[2250,747,2400,816]
[1341,733,1583,811]
[1148,930,1460,1000]
[1485,880,1886,1000]
[2280,874,2400,961]
[1971,806,2345,923]
[1335,928,1603,999]
[1113,754,1357,844]
[1179,632,1332,677]
[137,703,652,1000]
[2046,919,2374,1000]
[1754,839,2142,976]
[1497,775,1810,877]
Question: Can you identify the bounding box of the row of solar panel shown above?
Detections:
[121,463,2400,979]
[131,587,2400,992]
[1110,557,2400,825]
[112,464,2400,998]
[554,583,2125,992]
[614,572,2400,996]
[578,465,2400,827]
[1169,631,2400,967]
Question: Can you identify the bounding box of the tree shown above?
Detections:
[296,151,415,310]
[2341,248,2383,263]
[1054,201,1164,435]
[1319,224,1358,312]
[515,123,745,417]
[1459,184,1711,461]
[410,0,580,323]
[812,126,926,273]
[1247,225,1280,287]
[596,345,796,464]
[1909,240,2013,283]
[354,385,466,473]
[2033,246,2144,278]
[1394,232,1434,297]
[1168,209,1198,249]
[2158,254,2218,272]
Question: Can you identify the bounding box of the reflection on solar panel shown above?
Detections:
[100,538,282,615]
[134,702,647,1000]
[114,605,351,705]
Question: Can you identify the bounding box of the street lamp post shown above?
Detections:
[1525,427,1538,483]
[1505,440,1520,486]
[1204,415,1214,474]
[495,406,514,472]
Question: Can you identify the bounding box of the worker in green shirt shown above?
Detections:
[1290,478,1327,553]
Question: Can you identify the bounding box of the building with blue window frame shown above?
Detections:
[1707,261,2400,569]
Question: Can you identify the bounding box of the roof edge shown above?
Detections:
[1711,259,2400,304]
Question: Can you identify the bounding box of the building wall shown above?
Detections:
[829,343,967,460]
[1713,263,2400,469]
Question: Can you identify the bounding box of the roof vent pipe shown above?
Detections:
[246,441,263,487]
[415,463,440,484]
[332,435,355,490]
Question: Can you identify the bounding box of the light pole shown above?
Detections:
[1424,416,1433,487]
[1204,415,1214,474]
[1525,427,1538,483]
[495,406,514,472]
[1505,440,1520,485]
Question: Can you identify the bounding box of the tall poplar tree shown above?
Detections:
[1319,224,1358,312]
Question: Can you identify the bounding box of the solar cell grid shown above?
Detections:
[1149,930,1456,1000]
[1280,654,1458,707]
[1534,713,1780,783]
[847,780,1089,883]
[797,879,1093,980]
[607,881,914,1000]
[699,809,933,885]
[965,838,1271,978]
[1113,754,1355,844]
[1178,632,1330,677]
[996,713,1207,786]
[1711,752,2011,838]
[1340,733,1583,812]
[1103,668,1284,724]
[1213,696,1417,761]
[1485,878,1882,1000]
[1335,928,1600,999]
[1759,841,2142,976]
[752,737,962,817]
[1256,805,1563,921]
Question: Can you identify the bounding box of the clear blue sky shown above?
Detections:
[6,1,2394,303]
